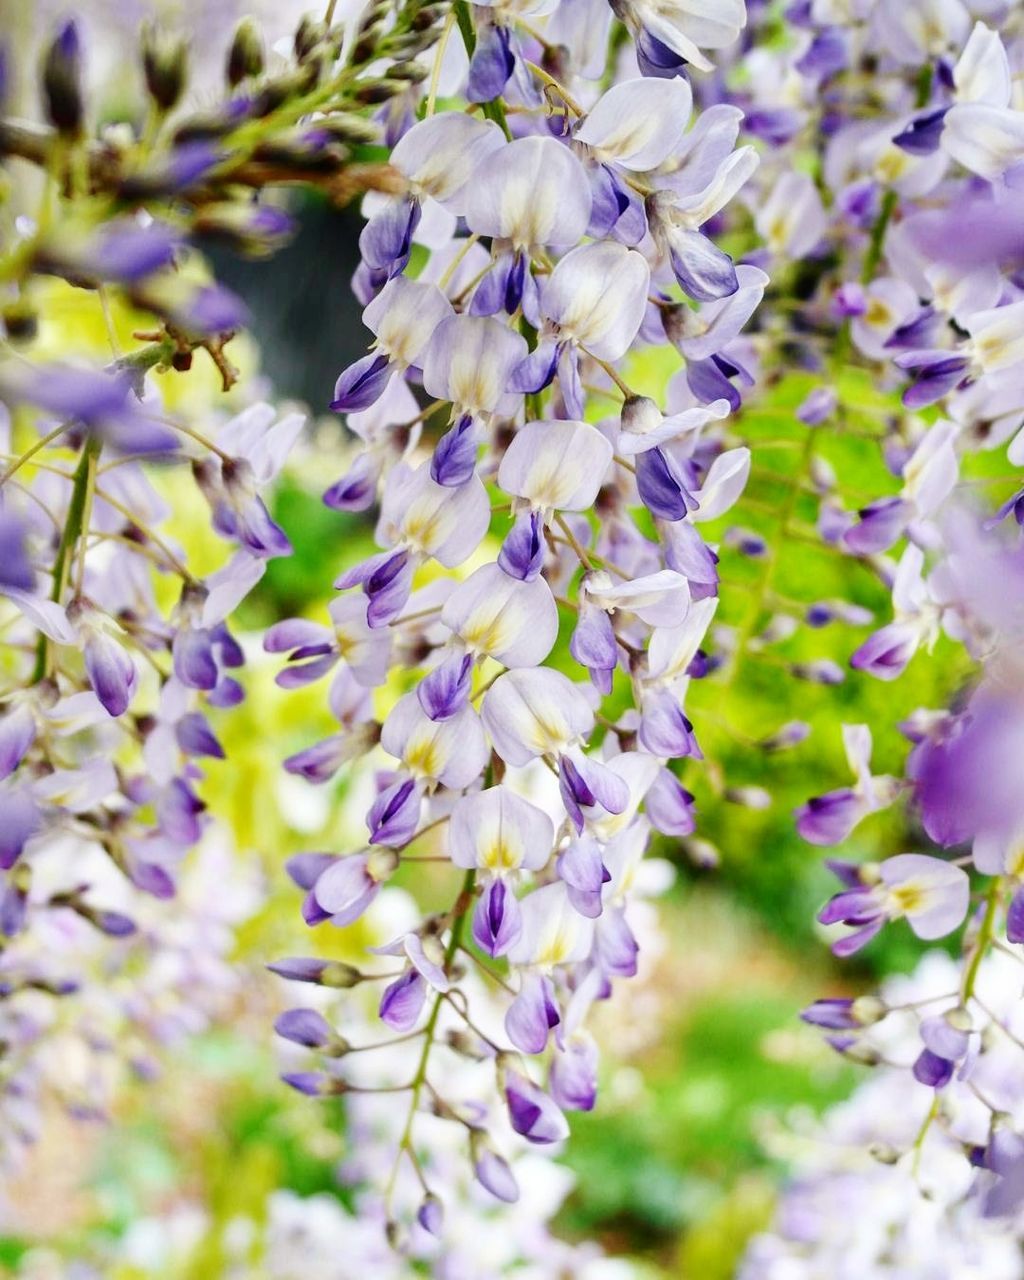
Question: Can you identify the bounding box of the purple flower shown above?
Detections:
[550,1037,598,1112]
[313,851,395,927]
[818,854,969,956]
[366,776,421,846]
[0,514,35,592]
[467,23,516,102]
[796,788,864,845]
[498,511,545,581]
[473,879,523,958]
[504,1070,569,1145]
[274,1008,335,1049]
[850,623,922,682]
[800,999,858,1030]
[379,969,427,1031]
[505,972,560,1055]
[0,362,177,454]
[471,1133,519,1203]
[912,1048,954,1089]
[38,219,182,285]
[0,786,41,870]
[417,1193,444,1237]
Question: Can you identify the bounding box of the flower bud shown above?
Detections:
[754,615,798,646]
[250,69,316,118]
[310,114,379,146]
[685,837,720,869]
[790,659,846,685]
[725,786,773,810]
[266,957,363,988]
[412,3,447,30]
[417,1193,444,1236]
[2,301,38,343]
[192,202,294,258]
[42,20,84,136]
[141,23,188,112]
[944,1006,973,1034]
[620,395,660,438]
[661,303,703,350]
[839,1040,881,1066]
[470,1130,519,1203]
[759,721,811,752]
[321,962,363,989]
[281,1071,348,1097]
[366,847,399,882]
[387,61,430,83]
[227,18,264,87]
[809,456,837,493]
[851,996,887,1025]
[294,16,327,62]
[445,1028,491,1061]
[355,80,409,105]
[723,527,768,558]
[357,0,391,34]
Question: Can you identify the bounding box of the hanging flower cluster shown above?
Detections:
[2,884,614,1278]
[744,949,1024,1279]
[267,0,762,1241]
[0,838,257,1167]
[0,5,449,1164]
[690,0,1024,1220]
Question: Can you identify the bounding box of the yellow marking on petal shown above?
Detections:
[451,356,498,415]
[865,298,892,326]
[481,836,523,872]
[402,500,444,552]
[524,461,575,510]
[765,214,790,252]
[529,714,571,755]
[592,808,631,842]
[874,147,910,183]
[536,924,572,967]
[461,607,513,656]
[405,731,442,779]
[889,881,927,915]
[1008,844,1024,878]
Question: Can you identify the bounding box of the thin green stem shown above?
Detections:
[861,188,897,285]
[32,434,102,681]
[727,425,816,679]
[962,879,1002,1003]
[384,868,477,1206]
[0,422,73,487]
[910,1095,939,1178]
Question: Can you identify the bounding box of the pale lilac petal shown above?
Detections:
[497,420,612,513]
[463,136,591,250]
[391,114,506,209]
[540,242,650,361]
[482,669,594,767]
[441,563,558,667]
[4,591,76,644]
[449,786,555,873]
[575,78,692,171]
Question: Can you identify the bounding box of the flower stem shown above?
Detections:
[961,879,1002,1003]
[32,433,102,681]
[861,188,897,285]
[385,868,477,1207]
